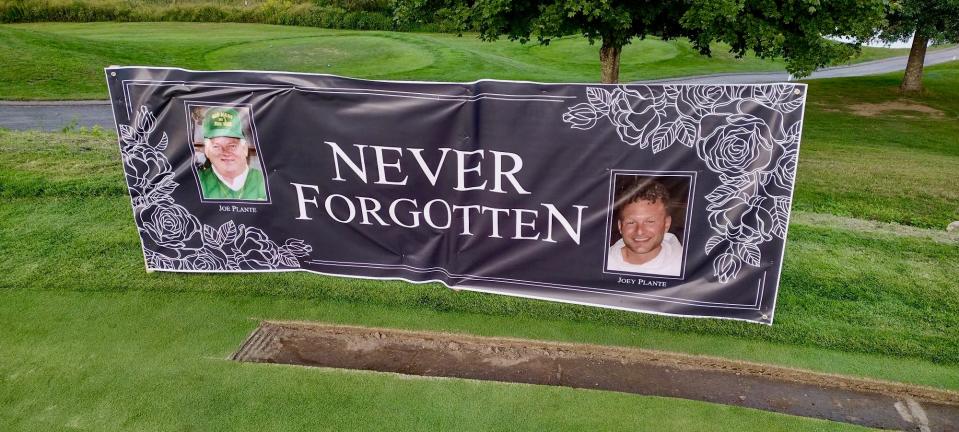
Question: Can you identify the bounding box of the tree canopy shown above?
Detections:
[395,0,888,83]
[882,0,959,42]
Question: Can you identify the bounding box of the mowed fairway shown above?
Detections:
[0,22,912,99]
[2,22,958,431]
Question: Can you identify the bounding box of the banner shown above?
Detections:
[106,67,807,324]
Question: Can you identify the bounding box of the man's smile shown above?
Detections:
[617,199,672,265]
[205,136,250,181]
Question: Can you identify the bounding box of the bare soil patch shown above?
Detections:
[848,101,945,118]
[233,321,959,431]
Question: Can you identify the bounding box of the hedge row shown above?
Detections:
[0,0,448,32]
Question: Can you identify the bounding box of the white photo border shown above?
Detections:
[183,101,273,205]
[602,170,695,281]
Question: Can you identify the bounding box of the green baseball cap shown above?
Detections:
[202,108,244,139]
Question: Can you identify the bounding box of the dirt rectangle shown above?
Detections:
[232,321,959,430]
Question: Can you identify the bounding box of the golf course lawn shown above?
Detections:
[1,22,958,431]
[0,288,881,432]
[0,21,916,100]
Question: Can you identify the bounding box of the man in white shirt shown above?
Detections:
[607,180,684,276]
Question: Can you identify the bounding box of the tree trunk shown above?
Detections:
[900,32,928,94]
[599,40,622,84]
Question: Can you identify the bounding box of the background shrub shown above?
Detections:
[0,0,442,31]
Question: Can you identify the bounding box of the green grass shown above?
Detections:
[0,61,957,367]
[0,289,875,432]
[3,133,933,432]
[1,126,958,372]
[0,22,925,99]
[797,62,959,229]
[1,21,958,429]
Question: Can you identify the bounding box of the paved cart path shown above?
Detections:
[0,100,114,132]
[641,45,959,84]
[2,46,958,131]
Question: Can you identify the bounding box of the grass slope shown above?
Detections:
[1,23,957,430]
[0,289,873,432]
[1,64,958,366]
[798,64,959,229]
[1,190,958,382]
[0,22,915,99]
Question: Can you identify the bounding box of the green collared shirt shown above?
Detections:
[198,167,267,201]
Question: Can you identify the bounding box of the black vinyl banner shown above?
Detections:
[106,67,807,324]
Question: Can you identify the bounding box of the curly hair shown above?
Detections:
[614,178,671,220]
